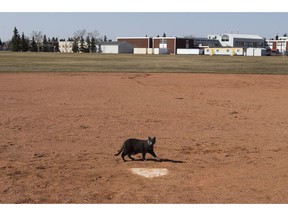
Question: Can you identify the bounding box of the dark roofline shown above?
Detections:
[97,41,126,45]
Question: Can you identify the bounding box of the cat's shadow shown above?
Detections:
[129,158,185,163]
[150,158,185,163]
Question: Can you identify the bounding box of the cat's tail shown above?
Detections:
[114,146,123,156]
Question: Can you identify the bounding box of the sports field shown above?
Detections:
[1,53,288,203]
[0,52,288,74]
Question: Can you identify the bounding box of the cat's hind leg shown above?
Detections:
[128,154,135,161]
[121,152,127,162]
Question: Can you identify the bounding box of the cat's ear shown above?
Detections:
[148,137,152,145]
[152,137,156,143]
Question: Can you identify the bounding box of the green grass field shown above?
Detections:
[0,52,288,74]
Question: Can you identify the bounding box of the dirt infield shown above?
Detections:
[1,72,288,203]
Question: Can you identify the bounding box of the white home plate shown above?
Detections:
[130,168,168,178]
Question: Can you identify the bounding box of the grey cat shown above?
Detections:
[114,136,161,162]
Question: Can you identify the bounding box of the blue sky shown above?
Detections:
[0,13,288,41]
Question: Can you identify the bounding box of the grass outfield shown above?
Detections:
[0,52,288,74]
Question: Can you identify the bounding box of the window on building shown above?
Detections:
[160,39,167,49]
[186,40,190,49]
[161,39,167,44]
[221,35,229,42]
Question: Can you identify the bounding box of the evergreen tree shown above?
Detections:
[72,40,79,53]
[31,36,38,52]
[11,27,21,51]
[86,36,91,53]
[47,37,53,52]
[20,32,29,52]
[162,33,166,37]
[80,36,85,53]
[42,35,48,52]
[104,35,107,42]
[91,37,96,53]
[54,37,59,52]
[50,37,55,52]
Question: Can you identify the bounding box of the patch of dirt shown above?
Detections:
[1,72,288,203]
[130,168,168,178]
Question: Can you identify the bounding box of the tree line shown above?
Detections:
[0,27,60,52]
[70,29,107,53]
[0,27,109,53]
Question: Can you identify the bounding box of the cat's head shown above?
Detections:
[148,136,156,145]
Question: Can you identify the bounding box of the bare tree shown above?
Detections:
[72,29,100,53]
[31,30,43,52]
[73,29,87,40]
[87,30,100,40]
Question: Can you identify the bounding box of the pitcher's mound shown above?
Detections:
[130,168,168,178]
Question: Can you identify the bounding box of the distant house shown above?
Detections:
[59,41,74,53]
[246,48,267,56]
[58,40,133,54]
[118,36,196,54]
[117,36,220,54]
[151,37,191,54]
[97,41,133,54]
[204,47,244,56]
[192,37,221,47]
[153,36,223,54]
[208,34,264,48]
[266,35,288,53]
[117,37,152,49]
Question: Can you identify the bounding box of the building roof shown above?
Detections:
[117,37,151,39]
[209,34,263,40]
[225,34,263,40]
[97,41,127,46]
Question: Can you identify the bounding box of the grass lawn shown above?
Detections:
[0,52,288,74]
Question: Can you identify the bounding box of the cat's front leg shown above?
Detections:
[150,151,161,161]
[142,152,147,161]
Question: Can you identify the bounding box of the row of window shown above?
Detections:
[267,41,286,45]
[206,49,242,52]
[234,42,263,47]
[60,45,72,48]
